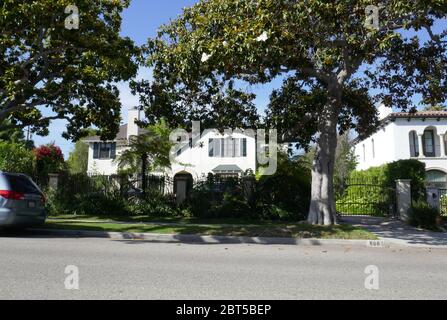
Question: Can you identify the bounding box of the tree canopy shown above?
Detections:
[0,0,139,141]
[139,0,446,225]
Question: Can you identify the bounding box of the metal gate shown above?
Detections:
[336,179,397,217]
[439,189,447,217]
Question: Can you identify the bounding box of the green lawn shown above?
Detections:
[44,216,377,240]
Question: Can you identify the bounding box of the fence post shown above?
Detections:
[242,175,256,207]
[426,187,440,210]
[395,179,412,221]
[48,173,59,190]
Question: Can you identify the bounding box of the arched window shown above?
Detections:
[426,170,447,187]
[409,131,419,157]
[423,129,435,157]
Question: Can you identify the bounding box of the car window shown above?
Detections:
[4,174,41,194]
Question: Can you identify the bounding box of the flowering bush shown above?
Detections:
[34,144,66,175]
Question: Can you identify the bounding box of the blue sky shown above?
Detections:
[33,1,446,157]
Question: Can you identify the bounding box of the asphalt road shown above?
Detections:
[0,230,446,300]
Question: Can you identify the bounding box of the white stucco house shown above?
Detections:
[83,108,257,182]
[354,105,447,187]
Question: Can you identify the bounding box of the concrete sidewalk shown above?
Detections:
[343,216,447,248]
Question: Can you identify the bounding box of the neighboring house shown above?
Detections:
[83,108,257,181]
[354,105,447,187]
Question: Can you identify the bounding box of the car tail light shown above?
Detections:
[41,194,46,204]
[0,190,25,200]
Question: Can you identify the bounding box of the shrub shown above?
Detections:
[0,142,35,176]
[338,160,427,216]
[46,189,128,216]
[126,191,178,216]
[349,159,426,201]
[257,154,311,221]
[409,201,439,231]
[34,144,66,176]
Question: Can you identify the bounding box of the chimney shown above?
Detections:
[127,107,140,141]
[378,103,392,120]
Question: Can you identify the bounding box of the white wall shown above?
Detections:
[168,130,257,180]
[86,130,257,178]
[355,117,447,173]
[87,143,127,175]
[355,123,396,170]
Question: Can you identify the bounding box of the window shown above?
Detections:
[93,142,116,160]
[362,144,366,162]
[426,170,447,187]
[409,131,419,157]
[371,139,375,159]
[5,174,40,194]
[209,138,247,158]
[423,130,435,157]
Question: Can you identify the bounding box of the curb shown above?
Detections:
[31,228,376,247]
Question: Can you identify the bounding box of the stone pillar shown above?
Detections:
[440,134,446,157]
[48,173,59,190]
[426,187,440,210]
[417,134,424,158]
[396,179,412,221]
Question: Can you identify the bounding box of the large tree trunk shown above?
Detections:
[307,92,341,225]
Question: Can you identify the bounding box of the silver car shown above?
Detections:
[0,172,46,228]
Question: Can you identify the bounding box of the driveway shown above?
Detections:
[343,216,447,248]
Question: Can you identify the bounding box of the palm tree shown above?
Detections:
[116,120,172,196]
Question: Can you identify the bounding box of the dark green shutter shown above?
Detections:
[110,143,116,159]
[93,142,99,159]
[209,139,214,157]
[242,139,247,157]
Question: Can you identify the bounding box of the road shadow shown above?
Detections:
[0,228,315,246]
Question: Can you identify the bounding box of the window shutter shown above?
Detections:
[242,139,247,157]
[110,143,116,159]
[93,142,99,159]
[215,139,221,157]
[209,139,214,157]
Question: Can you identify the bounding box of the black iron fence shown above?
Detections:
[336,178,397,217]
[439,189,447,217]
[38,173,171,198]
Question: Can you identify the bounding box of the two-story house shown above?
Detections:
[354,105,447,188]
[83,108,257,182]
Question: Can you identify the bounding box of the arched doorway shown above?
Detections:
[173,171,193,204]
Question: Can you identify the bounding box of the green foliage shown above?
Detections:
[0,0,138,141]
[423,104,447,111]
[0,142,35,175]
[337,160,427,216]
[126,191,178,217]
[349,159,427,201]
[0,119,26,143]
[257,153,311,221]
[116,120,173,176]
[409,201,439,231]
[139,0,446,225]
[67,141,89,174]
[67,129,96,173]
